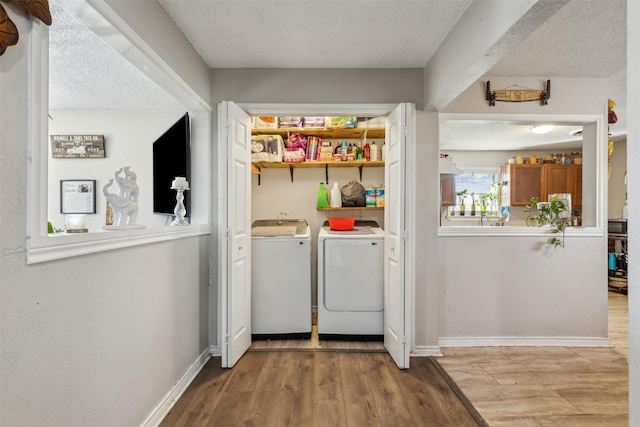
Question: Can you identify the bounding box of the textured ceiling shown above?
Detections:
[48,0,627,148]
[157,0,473,68]
[49,1,184,112]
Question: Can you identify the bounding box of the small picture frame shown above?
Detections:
[60,180,96,214]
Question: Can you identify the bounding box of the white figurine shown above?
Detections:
[103,166,143,228]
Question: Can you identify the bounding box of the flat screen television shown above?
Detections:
[153,113,191,217]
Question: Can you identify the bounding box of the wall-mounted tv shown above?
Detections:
[153,113,191,217]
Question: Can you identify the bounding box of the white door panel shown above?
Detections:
[220,101,252,368]
[384,103,411,369]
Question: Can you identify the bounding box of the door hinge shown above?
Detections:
[402,336,408,347]
[225,335,229,344]
[402,231,408,242]
[225,124,230,135]
[225,229,230,240]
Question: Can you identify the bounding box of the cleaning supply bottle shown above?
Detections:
[317,182,329,208]
[370,141,379,161]
[330,182,342,208]
[364,143,371,161]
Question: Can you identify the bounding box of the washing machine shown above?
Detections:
[317,220,384,339]
[251,219,311,339]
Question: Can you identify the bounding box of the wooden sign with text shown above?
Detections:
[51,135,105,158]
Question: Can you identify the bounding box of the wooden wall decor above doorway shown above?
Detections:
[486,80,551,106]
[0,0,52,55]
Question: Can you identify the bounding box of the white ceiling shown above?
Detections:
[48,0,627,150]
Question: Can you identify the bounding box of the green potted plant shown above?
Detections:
[525,196,569,248]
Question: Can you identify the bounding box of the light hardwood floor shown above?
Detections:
[437,291,629,426]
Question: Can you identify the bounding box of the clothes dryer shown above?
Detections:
[317,220,384,339]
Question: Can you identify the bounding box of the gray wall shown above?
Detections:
[210,68,426,349]
[0,3,211,426]
[437,77,609,343]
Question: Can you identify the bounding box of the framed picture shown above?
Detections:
[60,180,96,214]
[51,135,105,158]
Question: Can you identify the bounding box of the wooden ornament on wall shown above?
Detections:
[0,0,52,56]
[486,80,551,106]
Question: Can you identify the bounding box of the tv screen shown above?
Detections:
[153,113,191,217]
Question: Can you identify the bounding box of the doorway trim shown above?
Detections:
[214,102,416,361]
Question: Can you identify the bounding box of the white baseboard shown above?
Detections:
[141,349,211,427]
[438,336,613,348]
[209,345,221,356]
[411,346,444,357]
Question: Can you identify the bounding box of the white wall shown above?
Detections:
[0,4,211,426]
[48,110,185,231]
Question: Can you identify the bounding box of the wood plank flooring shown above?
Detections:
[437,292,629,426]
[161,293,628,426]
[160,352,483,427]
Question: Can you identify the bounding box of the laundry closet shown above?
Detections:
[219,101,411,368]
[250,115,387,344]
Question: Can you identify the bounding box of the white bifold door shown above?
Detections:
[384,103,412,369]
[219,101,252,368]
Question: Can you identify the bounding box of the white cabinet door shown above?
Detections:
[384,103,411,369]
[219,101,252,368]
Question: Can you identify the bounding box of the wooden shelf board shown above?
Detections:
[317,207,384,211]
[255,160,384,169]
[252,127,385,139]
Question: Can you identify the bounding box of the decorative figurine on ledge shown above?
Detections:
[103,167,144,229]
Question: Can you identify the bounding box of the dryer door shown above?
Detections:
[323,238,383,311]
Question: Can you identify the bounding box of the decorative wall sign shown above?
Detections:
[60,180,96,214]
[486,80,551,106]
[51,135,105,158]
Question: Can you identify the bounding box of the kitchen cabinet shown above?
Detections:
[510,164,582,207]
[510,164,544,206]
[545,164,573,195]
[573,165,582,207]
[441,177,456,206]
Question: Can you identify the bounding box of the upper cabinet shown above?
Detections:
[510,164,582,207]
[441,177,456,206]
[510,164,544,206]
